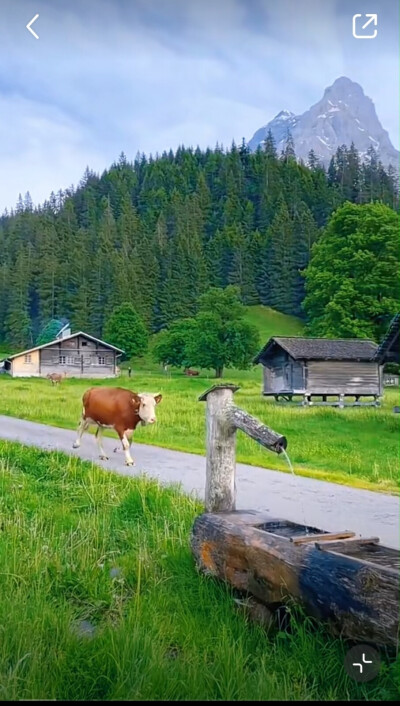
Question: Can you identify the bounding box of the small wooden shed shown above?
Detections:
[254,337,381,406]
[4,331,123,379]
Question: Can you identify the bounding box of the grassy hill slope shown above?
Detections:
[244,306,304,344]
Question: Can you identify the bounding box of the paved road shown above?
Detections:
[0,414,398,549]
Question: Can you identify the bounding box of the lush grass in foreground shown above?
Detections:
[0,371,398,493]
[0,442,398,701]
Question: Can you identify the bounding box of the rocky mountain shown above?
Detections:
[248,77,399,168]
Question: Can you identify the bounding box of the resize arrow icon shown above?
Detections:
[353,653,373,673]
[26,14,39,39]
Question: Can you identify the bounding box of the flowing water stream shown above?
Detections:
[280,447,309,534]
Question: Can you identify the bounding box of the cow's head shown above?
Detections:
[138,393,162,425]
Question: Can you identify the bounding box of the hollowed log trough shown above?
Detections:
[191,511,400,648]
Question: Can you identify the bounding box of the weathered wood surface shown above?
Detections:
[228,405,287,453]
[199,385,287,513]
[316,537,380,552]
[191,511,400,648]
[291,531,355,545]
[199,385,238,513]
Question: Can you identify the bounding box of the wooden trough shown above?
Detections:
[191,385,400,648]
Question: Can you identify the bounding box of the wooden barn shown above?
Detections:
[3,331,123,379]
[254,337,381,406]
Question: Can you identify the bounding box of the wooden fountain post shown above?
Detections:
[199,384,287,513]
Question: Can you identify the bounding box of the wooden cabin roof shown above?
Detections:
[254,336,378,364]
[6,331,124,361]
[375,314,400,364]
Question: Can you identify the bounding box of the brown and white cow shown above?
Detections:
[72,387,162,466]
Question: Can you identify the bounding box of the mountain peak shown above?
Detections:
[324,76,365,101]
[248,77,398,168]
[331,76,360,89]
[274,109,295,120]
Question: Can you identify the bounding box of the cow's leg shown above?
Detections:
[112,435,131,454]
[72,416,89,449]
[95,426,109,460]
[117,428,135,466]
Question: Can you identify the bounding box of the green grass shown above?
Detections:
[244,305,304,341]
[0,441,398,701]
[0,373,398,493]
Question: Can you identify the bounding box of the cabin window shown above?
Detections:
[98,356,106,365]
[81,341,87,347]
[24,354,32,364]
[59,355,73,365]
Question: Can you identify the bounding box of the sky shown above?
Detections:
[0,0,398,211]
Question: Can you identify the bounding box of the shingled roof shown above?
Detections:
[254,337,378,363]
[375,314,400,364]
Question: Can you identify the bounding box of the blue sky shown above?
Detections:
[0,0,398,211]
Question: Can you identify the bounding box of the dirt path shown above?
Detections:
[0,414,398,548]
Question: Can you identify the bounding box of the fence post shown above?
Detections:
[199,385,239,513]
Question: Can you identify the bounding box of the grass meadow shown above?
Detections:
[0,441,398,701]
[0,369,398,493]
[1,305,398,492]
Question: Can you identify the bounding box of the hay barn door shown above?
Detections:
[284,363,292,390]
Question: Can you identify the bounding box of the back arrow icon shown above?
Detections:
[27,14,39,39]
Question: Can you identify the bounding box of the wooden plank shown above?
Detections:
[325,550,399,578]
[291,531,355,545]
[316,537,380,552]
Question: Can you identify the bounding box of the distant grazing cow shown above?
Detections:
[47,372,67,385]
[184,368,199,376]
[72,387,162,466]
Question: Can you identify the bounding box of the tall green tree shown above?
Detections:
[188,286,260,377]
[104,303,148,358]
[152,318,197,368]
[303,202,399,340]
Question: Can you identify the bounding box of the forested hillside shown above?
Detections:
[0,136,397,348]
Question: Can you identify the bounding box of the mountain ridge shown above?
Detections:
[248,77,399,168]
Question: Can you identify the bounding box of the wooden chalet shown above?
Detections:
[3,331,123,379]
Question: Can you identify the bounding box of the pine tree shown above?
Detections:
[104,303,148,358]
[6,248,32,347]
[292,202,319,316]
[261,199,295,314]
[91,197,117,335]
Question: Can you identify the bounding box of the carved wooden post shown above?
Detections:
[199,385,239,513]
[199,384,287,513]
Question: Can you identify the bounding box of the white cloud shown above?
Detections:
[0,95,108,209]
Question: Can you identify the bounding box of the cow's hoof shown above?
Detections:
[126,460,135,467]
[72,443,80,449]
[100,455,109,461]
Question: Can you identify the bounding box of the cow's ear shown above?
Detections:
[131,395,141,410]
[154,394,162,404]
